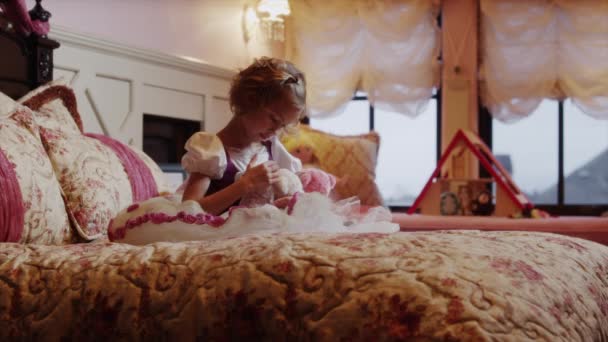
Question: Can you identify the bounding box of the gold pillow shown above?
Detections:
[282,125,383,206]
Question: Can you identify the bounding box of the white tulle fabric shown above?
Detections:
[181,132,227,179]
[108,193,398,245]
[287,0,440,117]
[480,0,608,122]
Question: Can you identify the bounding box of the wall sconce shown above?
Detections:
[257,0,290,41]
[242,0,291,43]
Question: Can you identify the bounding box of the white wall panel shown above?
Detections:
[50,27,235,147]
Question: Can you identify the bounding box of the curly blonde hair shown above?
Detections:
[229,57,307,124]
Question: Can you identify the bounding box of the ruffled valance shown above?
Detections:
[288,0,440,118]
[480,0,608,122]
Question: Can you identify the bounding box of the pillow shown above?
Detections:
[20,82,170,192]
[0,92,73,244]
[129,145,172,195]
[20,84,165,240]
[281,125,384,206]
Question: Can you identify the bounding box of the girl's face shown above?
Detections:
[243,99,300,142]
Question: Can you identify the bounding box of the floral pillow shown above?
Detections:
[281,125,384,206]
[20,84,165,240]
[129,144,172,195]
[0,92,73,244]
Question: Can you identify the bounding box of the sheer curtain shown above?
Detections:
[480,0,608,122]
[287,0,440,118]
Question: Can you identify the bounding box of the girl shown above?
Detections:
[180,57,306,215]
[108,57,398,245]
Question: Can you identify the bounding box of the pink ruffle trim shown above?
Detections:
[108,211,226,241]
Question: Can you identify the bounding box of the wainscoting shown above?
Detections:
[49,26,235,149]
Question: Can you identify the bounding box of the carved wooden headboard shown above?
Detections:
[0,0,59,99]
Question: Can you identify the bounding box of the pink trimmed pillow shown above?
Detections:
[21,85,165,240]
[129,145,172,195]
[85,133,159,201]
[0,92,73,244]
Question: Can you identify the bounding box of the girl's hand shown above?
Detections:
[274,196,291,209]
[238,155,280,193]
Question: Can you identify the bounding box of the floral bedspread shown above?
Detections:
[1,230,607,341]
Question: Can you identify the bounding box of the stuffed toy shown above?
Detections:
[239,168,303,207]
[274,168,304,198]
[510,206,551,219]
[240,167,338,210]
[283,135,346,197]
[297,168,336,196]
[470,190,494,216]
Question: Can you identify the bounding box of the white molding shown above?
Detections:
[49,26,236,80]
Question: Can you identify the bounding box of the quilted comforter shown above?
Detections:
[1,230,608,341]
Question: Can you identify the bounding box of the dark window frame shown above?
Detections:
[479,103,608,216]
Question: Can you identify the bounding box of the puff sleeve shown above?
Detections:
[181,132,227,179]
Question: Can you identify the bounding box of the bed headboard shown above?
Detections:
[0,0,59,100]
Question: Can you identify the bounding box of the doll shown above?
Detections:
[471,190,494,216]
[283,133,349,198]
[283,134,320,169]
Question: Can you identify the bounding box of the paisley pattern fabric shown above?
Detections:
[86,133,158,201]
[0,93,72,244]
[1,230,607,341]
[44,130,133,240]
[20,84,167,240]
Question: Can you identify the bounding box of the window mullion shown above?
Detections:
[558,101,565,206]
[369,103,374,131]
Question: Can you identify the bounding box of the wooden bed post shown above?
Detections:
[27,0,59,87]
[440,0,479,179]
[0,0,59,98]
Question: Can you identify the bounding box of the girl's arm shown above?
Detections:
[182,172,248,215]
[182,160,281,215]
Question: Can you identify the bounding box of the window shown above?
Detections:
[310,93,440,208]
[491,100,559,204]
[481,100,608,215]
[564,100,608,205]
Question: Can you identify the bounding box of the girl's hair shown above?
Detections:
[229,57,307,123]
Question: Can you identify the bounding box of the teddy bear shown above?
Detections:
[240,167,338,209]
[239,168,304,208]
[298,168,336,196]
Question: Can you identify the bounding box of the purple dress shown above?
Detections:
[205,141,273,208]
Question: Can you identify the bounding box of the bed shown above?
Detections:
[1,1,608,340]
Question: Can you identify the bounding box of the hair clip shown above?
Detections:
[282,76,298,85]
